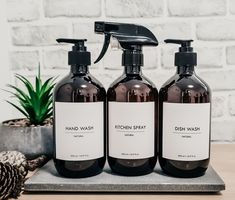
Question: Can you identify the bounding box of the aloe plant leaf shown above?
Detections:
[15,74,34,91]
[35,76,41,94]
[5,68,56,125]
[6,84,31,102]
[6,100,28,118]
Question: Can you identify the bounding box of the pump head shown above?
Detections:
[56,38,91,66]
[94,21,158,66]
[164,39,197,67]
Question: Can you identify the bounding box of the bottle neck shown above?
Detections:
[70,65,89,75]
[176,65,195,75]
[124,65,142,75]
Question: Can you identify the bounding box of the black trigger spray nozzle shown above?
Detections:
[94,21,158,66]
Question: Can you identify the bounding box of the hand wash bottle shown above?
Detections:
[159,39,211,178]
[53,38,106,178]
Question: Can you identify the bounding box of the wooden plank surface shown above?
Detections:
[21,143,235,200]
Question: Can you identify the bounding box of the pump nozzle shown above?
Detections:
[164,39,193,52]
[56,38,91,66]
[57,38,88,51]
[94,21,158,65]
[164,39,197,67]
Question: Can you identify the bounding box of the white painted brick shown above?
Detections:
[212,95,225,118]
[143,48,159,69]
[44,0,101,17]
[105,0,163,18]
[73,23,102,43]
[199,70,235,91]
[43,49,68,69]
[226,46,235,65]
[168,0,226,17]
[11,25,68,46]
[211,120,235,141]
[162,46,222,68]
[7,0,40,22]
[228,94,235,116]
[152,22,192,42]
[196,47,223,68]
[103,48,122,70]
[197,19,235,41]
[161,46,180,69]
[10,51,39,71]
[229,0,235,14]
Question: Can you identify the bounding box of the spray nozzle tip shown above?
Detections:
[95,21,105,33]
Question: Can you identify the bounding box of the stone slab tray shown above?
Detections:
[25,160,225,193]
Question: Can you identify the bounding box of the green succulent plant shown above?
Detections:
[5,67,56,125]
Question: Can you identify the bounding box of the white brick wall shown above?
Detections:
[5,0,235,142]
[105,0,164,18]
[7,0,40,22]
[44,0,101,18]
[168,0,226,17]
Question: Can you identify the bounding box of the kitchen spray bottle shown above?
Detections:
[94,21,158,176]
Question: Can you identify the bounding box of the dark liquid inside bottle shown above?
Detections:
[107,65,158,176]
[53,66,106,178]
[159,66,211,178]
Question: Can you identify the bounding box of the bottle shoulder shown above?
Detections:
[161,73,210,92]
[109,74,157,91]
[54,73,106,102]
[56,73,104,89]
[107,73,158,102]
[160,73,211,103]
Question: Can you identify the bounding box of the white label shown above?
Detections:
[55,102,104,161]
[109,102,155,159]
[163,102,210,161]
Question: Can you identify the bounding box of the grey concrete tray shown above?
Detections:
[25,160,225,193]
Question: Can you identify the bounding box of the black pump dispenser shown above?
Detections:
[56,38,91,66]
[164,39,197,67]
[94,21,158,66]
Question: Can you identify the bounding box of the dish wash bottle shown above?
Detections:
[94,21,158,176]
[159,39,211,178]
[53,38,106,178]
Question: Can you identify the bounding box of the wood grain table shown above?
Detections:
[21,143,235,200]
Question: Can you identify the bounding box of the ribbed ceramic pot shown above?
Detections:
[0,119,53,159]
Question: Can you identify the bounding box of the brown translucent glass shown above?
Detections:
[53,66,106,178]
[107,66,158,176]
[159,66,211,178]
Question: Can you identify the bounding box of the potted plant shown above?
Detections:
[0,68,55,158]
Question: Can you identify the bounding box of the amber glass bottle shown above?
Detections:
[94,21,159,176]
[53,39,106,178]
[159,39,211,178]
[107,64,158,176]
